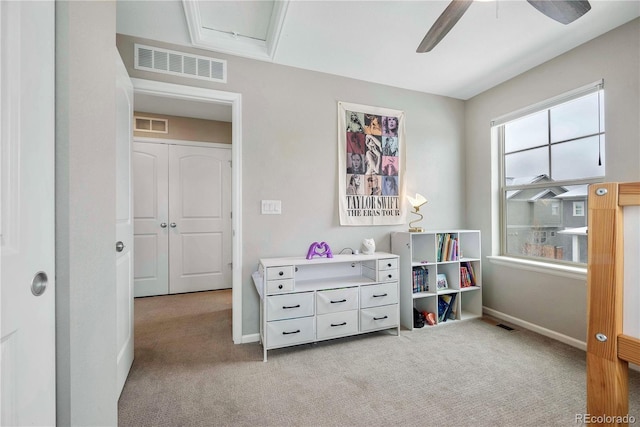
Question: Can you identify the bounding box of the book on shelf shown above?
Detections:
[437,233,459,262]
[460,261,477,287]
[412,266,429,293]
[444,293,457,321]
[465,261,477,286]
[436,273,448,290]
[447,293,458,320]
[460,266,472,288]
[437,293,456,322]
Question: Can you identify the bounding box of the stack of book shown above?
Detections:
[412,266,429,293]
[437,233,459,262]
[459,261,477,288]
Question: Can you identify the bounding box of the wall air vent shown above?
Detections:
[134,44,227,83]
[134,116,168,134]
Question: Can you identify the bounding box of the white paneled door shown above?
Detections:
[1,1,56,425]
[133,142,231,297]
[133,142,169,297]
[169,144,232,294]
[115,52,134,396]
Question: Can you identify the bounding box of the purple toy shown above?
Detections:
[306,241,333,260]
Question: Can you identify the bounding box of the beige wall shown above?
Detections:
[133,111,231,143]
[117,33,466,337]
[118,18,640,346]
[464,18,640,343]
[56,1,118,425]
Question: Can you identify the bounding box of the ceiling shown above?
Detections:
[118,0,640,120]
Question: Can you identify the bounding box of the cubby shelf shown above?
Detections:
[391,230,482,330]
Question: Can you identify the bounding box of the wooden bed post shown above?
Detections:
[586,182,628,422]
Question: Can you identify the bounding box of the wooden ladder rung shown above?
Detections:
[618,334,640,366]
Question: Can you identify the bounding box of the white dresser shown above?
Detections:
[252,253,400,361]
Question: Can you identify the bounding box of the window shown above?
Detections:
[573,201,585,217]
[495,81,604,265]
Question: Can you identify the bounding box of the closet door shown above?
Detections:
[132,142,169,297]
[168,145,232,294]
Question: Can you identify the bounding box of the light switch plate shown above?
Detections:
[261,200,282,214]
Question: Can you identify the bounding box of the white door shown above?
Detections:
[133,142,231,296]
[133,142,169,297]
[0,1,56,425]
[115,51,134,395]
[169,145,232,294]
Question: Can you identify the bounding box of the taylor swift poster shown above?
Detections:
[338,101,406,226]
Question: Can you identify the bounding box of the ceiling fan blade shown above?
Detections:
[417,0,473,53]
[526,0,591,25]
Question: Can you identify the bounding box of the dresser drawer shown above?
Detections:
[378,258,398,271]
[378,269,398,282]
[363,257,398,271]
[360,304,398,332]
[266,266,294,280]
[267,292,314,321]
[266,279,294,294]
[316,287,358,315]
[317,310,358,340]
[360,282,398,308]
[266,316,315,349]
[362,265,398,282]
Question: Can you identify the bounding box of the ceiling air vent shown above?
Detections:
[134,44,227,83]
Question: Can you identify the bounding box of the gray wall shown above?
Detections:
[56,1,118,425]
[464,18,640,342]
[116,34,466,337]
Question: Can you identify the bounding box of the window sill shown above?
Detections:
[487,256,587,282]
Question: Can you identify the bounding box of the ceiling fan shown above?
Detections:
[417,0,592,53]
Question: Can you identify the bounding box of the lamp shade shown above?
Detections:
[407,193,428,208]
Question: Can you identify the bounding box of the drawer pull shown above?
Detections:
[373,293,388,298]
[330,299,347,304]
[331,322,347,327]
[278,284,283,289]
[387,274,393,279]
[282,329,301,335]
[282,304,301,309]
[373,315,389,321]
[278,271,284,276]
[387,263,392,267]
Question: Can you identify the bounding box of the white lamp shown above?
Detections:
[407,193,428,232]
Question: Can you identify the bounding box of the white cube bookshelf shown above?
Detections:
[391,230,482,330]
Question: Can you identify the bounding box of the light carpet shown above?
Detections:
[118,290,640,426]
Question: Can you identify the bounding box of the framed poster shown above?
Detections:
[338,101,406,226]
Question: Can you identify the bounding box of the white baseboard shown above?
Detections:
[483,307,640,372]
[483,307,587,351]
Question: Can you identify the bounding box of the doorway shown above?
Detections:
[133,140,232,297]
[131,78,243,344]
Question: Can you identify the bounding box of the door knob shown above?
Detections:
[31,271,48,296]
[170,222,177,228]
[116,241,125,252]
[160,222,167,228]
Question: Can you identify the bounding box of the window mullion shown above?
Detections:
[547,109,552,180]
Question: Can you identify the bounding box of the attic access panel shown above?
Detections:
[200,1,273,41]
[183,0,289,61]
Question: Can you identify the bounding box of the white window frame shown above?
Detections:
[573,201,585,217]
[494,80,605,266]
